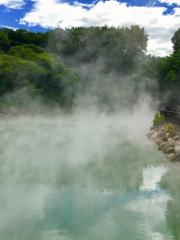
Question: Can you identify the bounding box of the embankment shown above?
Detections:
[147,122,180,161]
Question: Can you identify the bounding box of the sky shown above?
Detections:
[0,0,180,56]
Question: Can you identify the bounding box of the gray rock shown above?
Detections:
[150,126,155,131]
[151,131,160,139]
[146,133,151,138]
[154,137,163,145]
[162,136,168,142]
[170,155,180,162]
[147,130,156,138]
[174,146,180,155]
[159,140,176,152]
[161,126,166,132]
[165,147,174,154]
[157,140,163,146]
[173,135,180,141]
[158,142,167,150]
[157,131,166,138]
[175,141,180,146]
[164,140,176,151]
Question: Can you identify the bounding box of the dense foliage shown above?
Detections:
[0,25,180,109]
[0,30,78,107]
[152,112,165,126]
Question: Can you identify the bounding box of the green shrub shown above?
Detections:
[152,112,165,125]
[166,122,174,132]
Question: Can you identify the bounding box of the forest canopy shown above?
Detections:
[0,25,179,110]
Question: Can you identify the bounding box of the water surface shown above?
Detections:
[0,114,178,240]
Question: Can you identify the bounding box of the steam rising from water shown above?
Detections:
[0,93,154,186]
[0,91,173,240]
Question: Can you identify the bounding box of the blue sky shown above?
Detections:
[0,0,180,56]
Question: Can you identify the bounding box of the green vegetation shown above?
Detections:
[0,25,180,110]
[166,122,175,133]
[152,112,165,125]
[0,42,78,108]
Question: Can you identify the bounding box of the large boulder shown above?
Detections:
[164,147,174,154]
[158,140,176,151]
[163,140,176,152]
[174,146,180,155]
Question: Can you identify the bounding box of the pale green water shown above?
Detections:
[0,114,179,240]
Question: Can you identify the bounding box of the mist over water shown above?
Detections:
[0,95,154,185]
[0,94,178,240]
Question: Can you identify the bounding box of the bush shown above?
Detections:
[166,122,175,132]
[152,112,165,125]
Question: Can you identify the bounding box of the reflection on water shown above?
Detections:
[0,116,177,239]
[161,163,180,240]
[0,166,172,240]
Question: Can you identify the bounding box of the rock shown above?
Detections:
[154,137,163,142]
[161,140,176,152]
[170,133,176,138]
[157,131,166,137]
[147,130,156,138]
[154,137,163,145]
[174,146,180,155]
[146,133,151,138]
[157,140,163,146]
[150,126,155,131]
[161,126,166,132]
[165,147,174,154]
[151,131,161,139]
[173,135,180,140]
[166,133,170,138]
[170,155,180,162]
[166,140,176,148]
[167,138,173,142]
[165,139,175,148]
[150,129,156,135]
[158,142,167,150]
[162,136,168,141]
[167,153,175,159]
[175,141,180,146]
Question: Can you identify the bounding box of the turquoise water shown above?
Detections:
[0,115,179,240]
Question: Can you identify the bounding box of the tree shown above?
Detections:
[171,29,180,53]
[0,48,78,106]
[0,30,10,52]
[0,30,10,45]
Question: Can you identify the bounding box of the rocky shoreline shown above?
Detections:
[147,122,180,162]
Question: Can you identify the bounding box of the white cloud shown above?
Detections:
[0,0,25,9]
[158,0,180,5]
[19,0,180,56]
[1,25,19,30]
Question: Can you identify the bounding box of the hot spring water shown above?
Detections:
[0,113,179,240]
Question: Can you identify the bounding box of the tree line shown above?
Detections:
[0,26,180,110]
